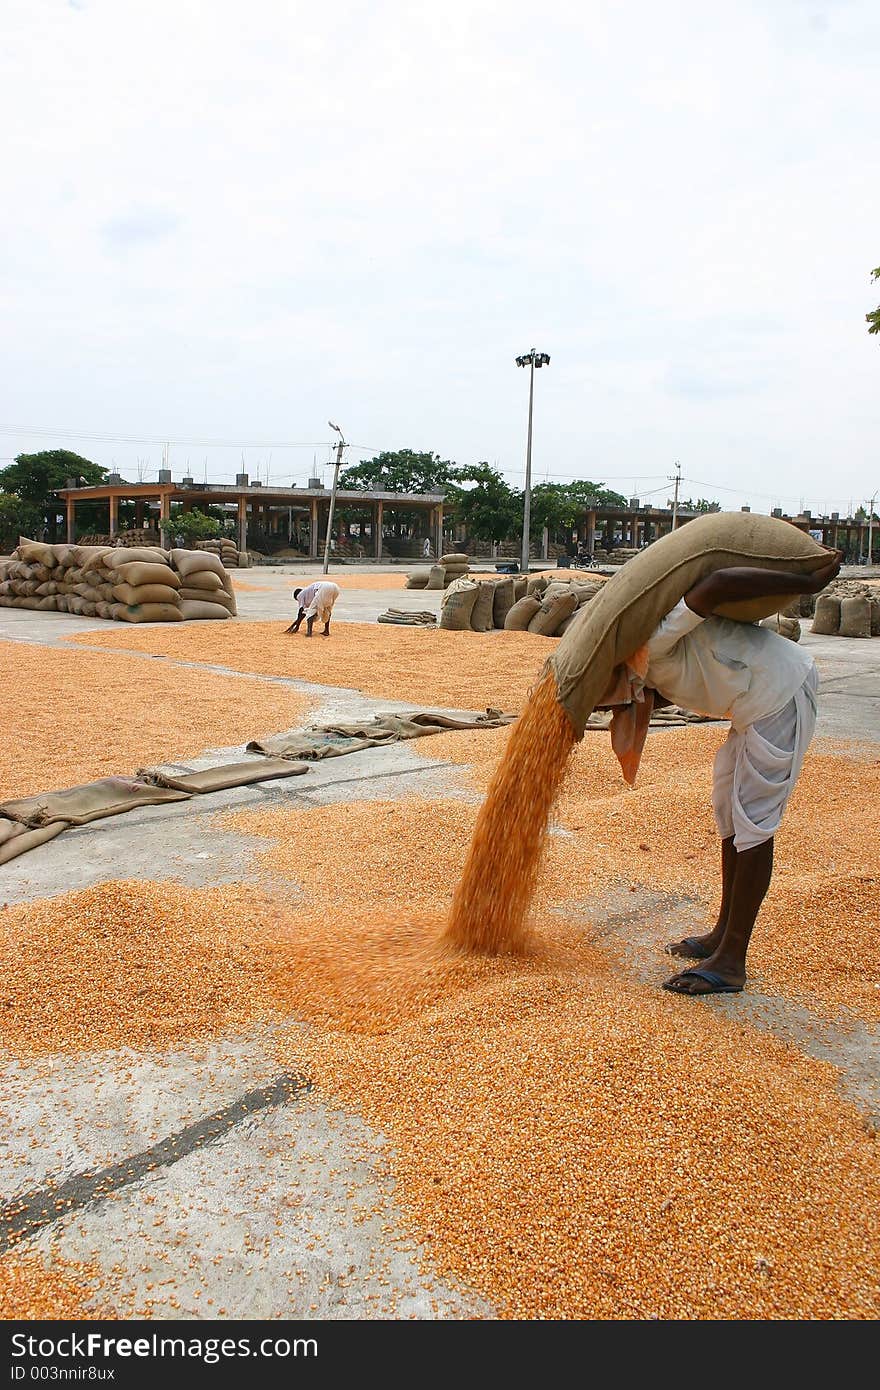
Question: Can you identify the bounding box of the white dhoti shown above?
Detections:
[711,666,818,851]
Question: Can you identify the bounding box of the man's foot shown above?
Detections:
[284,626,299,634]
[665,934,717,959]
[321,630,330,637]
[662,966,743,996]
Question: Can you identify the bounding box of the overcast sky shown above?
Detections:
[2,0,878,515]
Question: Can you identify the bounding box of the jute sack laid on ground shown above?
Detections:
[839,596,871,638]
[811,594,840,635]
[405,570,430,589]
[760,614,801,641]
[870,596,880,637]
[470,581,497,633]
[555,610,585,637]
[179,599,232,621]
[170,547,227,580]
[71,584,104,603]
[504,595,543,631]
[16,537,58,568]
[104,547,169,568]
[111,582,181,606]
[527,590,579,637]
[96,602,115,619]
[112,561,180,589]
[513,577,528,601]
[492,577,516,628]
[526,575,549,597]
[110,602,184,623]
[34,580,60,596]
[439,583,480,630]
[440,553,469,566]
[442,574,478,603]
[549,511,835,737]
[425,564,447,591]
[37,595,58,611]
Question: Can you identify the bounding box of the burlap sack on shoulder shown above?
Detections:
[112,561,180,589]
[439,584,480,630]
[470,581,497,633]
[504,595,542,630]
[171,547,226,580]
[179,599,232,621]
[549,512,834,736]
[111,582,182,606]
[111,602,184,623]
[527,591,579,636]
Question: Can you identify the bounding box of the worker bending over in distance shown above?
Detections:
[642,551,842,996]
[285,580,341,638]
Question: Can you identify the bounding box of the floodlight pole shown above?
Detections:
[516,349,549,575]
[323,423,346,575]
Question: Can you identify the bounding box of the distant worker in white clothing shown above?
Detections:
[285,580,341,638]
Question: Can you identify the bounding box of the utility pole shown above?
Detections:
[668,459,681,529]
[323,422,346,575]
[866,491,877,567]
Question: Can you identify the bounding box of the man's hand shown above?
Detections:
[685,550,843,617]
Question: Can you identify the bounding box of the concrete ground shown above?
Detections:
[1,563,878,1320]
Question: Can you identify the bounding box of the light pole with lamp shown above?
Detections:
[322,422,347,575]
[515,349,550,574]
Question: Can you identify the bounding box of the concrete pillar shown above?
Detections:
[66,498,75,543]
[238,496,247,554]
[375,501,383,560]
[159,492,171,549]
[541,526,549,561]
[309,499,318,559]
[435,504,443,559]
[134,499,144,527]
[586,509,596,555]
[108,494,118,537]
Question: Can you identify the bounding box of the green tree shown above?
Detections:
[171,508,221,544]
[339,449,459,495]
[529,479,629,535]
[674,497,721,513]
[452,464,521,544]
[0,449,108,540]
[867,266,880,335]
[0,495,43,551]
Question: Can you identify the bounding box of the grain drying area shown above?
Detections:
[1,564,879,1321]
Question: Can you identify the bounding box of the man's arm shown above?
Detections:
[684,551,842,618]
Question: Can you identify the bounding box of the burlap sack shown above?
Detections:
[175,569,223,591]
[34,581,59,597]
[839,596,871,638]
[492,577,516,628]
[442,574,477,603]
[96,602,115,619]
[179,599,231,621]
[112,561,180,588]
[111,583,182,606]
[72,584,104,603]
[870,596,880,637]
[555,611,582,637]
[811,595,840,635]
[441,553,468,565]
[37,595,58,611]
[760,614,801,642]
[16,537,57,568]
[110,602,184,623]
[504,596,543,631]
[527,591,579,636]
[425,564,447,591]
[526,575,549,597]
[549,512,834,736]
[80,547,115,572]
[179,587,235,611]
[171,547,227,580]
[439,584,480,630]
[513,577,528,601]
[105,546,169,568]
[470,581,496,633]
[405,571,430,589]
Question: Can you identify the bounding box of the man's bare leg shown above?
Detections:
[321,618,331,637]
[663,837,774,995]
[666,836,736,959]
[305,615,315,637]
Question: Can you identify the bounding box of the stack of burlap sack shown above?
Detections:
[797,579,880,638]
[195,537,244,568]
[0,538,236,622]
[406,553,471,590]
[439,572,604,635]
[169,548,237,619]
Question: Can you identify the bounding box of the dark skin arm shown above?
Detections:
[684,550,842,617]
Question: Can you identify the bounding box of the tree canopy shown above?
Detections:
[0,450,107,507]
[339,450,459,495]
[672,497,721,513]
[868,266,880,336]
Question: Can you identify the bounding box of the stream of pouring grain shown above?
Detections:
[442,670,577,955]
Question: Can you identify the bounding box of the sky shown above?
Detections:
[1,0,878,517]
